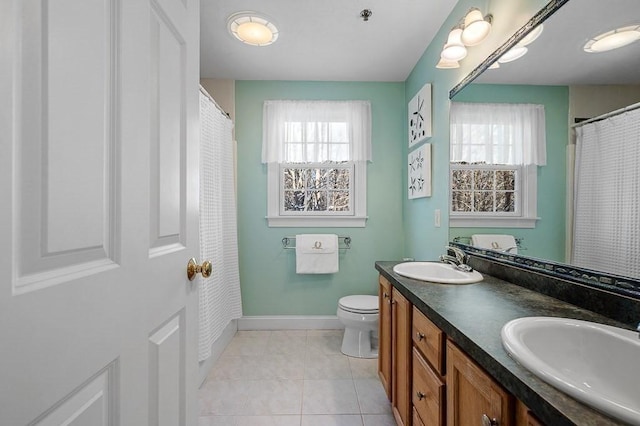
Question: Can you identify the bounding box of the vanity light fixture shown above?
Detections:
[436,58,460,69]
[441,27,467,61]
[498,45,528,63]
[584,24,640,53]
[227,12,279,46]
[461,8,493,46]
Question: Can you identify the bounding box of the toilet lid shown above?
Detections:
[338,295,378,314]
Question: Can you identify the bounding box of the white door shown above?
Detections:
[0,0,200,424]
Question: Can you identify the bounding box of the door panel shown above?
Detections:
[14,0,118,293]
[149,1,187,254]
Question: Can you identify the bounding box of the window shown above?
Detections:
[449,102,546,228]
[262,100,371,227]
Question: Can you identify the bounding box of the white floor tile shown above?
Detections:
[199,329,393,425]
[245,379,304,415]
[354,379,392,415]
[235,415,301,426]
[301,414,364,426]
[362,414,396,426]
[302,379,360,415]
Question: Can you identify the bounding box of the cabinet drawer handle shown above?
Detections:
[416,391,426,400]
[481,414,498,426]
[416,332,425,341]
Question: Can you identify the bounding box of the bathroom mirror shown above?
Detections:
[449,0,640,279]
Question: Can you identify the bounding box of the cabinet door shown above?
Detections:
[392,288,412,426]
[447,340,514,426]
[378,275,393,399]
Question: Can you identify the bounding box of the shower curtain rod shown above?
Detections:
[572,100,640,128]
[199,85,231,118]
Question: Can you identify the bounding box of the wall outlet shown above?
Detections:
[434,209,441,227]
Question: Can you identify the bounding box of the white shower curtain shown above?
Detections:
[573,106,640,278]
[198,89,242,361]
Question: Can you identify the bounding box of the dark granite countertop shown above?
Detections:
[375,260,632,426]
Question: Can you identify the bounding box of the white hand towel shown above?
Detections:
[295,234,339,274]
[471,234,518,254]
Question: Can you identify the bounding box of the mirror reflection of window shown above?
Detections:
[449,102,545,227]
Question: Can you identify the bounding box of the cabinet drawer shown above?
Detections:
[413,348,445,426]
[413,408,426,426]
[412,307,445,375]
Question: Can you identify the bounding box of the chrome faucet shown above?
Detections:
[439,246,473,272]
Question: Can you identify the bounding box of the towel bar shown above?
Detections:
[282,236,351,250]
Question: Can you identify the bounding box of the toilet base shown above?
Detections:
[341,327,378,359]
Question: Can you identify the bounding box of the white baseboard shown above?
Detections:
[198,319,238,387]
[237,315,344,331]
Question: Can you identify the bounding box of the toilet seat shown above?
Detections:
[338,295,378,314]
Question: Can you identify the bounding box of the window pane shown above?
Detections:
[329,191,350,211]
[306,191,327,211]
[308,168,327,189]
[496,192,515,212]
[284,168,307,190]
[284,191,305,211]
[474,170,494,190]
[330,122,348,142]
[495,170,515,190]
[452,170,472,190]
[329,168,350,190]
[474,191,494,212]
[452,191,472,212]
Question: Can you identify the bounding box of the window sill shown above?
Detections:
[266,216,368,228]
[450,216,539,228]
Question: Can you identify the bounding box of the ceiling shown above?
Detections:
[475,0,640,85]
[200,0,457,82]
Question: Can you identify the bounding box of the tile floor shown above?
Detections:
[198,329,395,426]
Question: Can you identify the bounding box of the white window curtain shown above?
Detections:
[450,102,546,166]
[198,89,242,362]
[262,100,372,164]
[573,106,640,279]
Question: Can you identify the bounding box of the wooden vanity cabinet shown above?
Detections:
[378,276,413,426]
[379,275,392,398]
[446,340,514,426]
[379,274,544,426]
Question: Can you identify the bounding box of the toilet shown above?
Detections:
[337,295,379,358]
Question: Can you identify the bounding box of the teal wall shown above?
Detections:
[403,0,550,261]
[235,81,405,315]
[448,84,569,262]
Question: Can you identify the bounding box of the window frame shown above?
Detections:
[266,161,367,227]
[449,163,538,228]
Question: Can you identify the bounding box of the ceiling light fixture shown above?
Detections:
[227,12,279,46]
[584,24,640,53]
[498,46,528,63]
[518,24,544,47]
[461,8,492,46]
[436,58,460,69]
[441,28,467,61]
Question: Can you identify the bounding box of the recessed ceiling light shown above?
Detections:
[227,12,279,46]
[518,24,544,47]
[498,46,528,63]
[584,25,640,53]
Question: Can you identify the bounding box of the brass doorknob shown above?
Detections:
[187,258,212,281]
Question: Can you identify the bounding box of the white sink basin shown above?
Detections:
[502,317,640,424]
[392,261,483,284]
